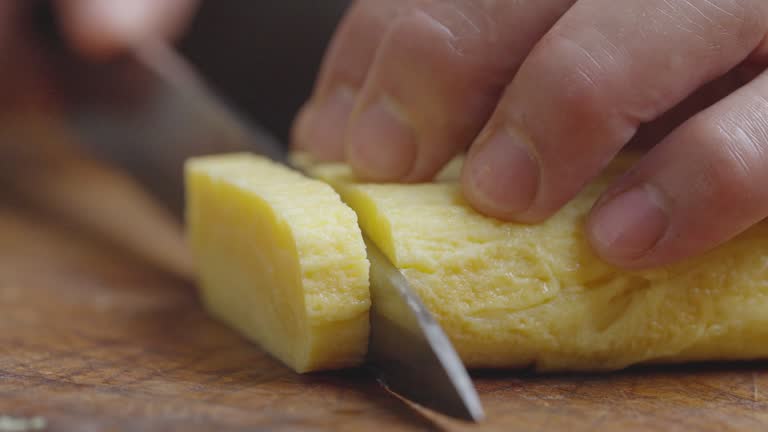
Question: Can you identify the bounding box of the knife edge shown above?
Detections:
[364,235,484,422]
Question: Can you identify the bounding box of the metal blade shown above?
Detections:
[58,41,284,216]
[365,235,484,422]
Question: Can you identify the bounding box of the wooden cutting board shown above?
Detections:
[1,208,768,432]
[1,64,765,431]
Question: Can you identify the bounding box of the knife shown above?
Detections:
[56,38,485,421]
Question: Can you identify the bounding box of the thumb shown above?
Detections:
[56,0,198,59]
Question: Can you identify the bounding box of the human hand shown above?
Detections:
[43,0,196,58]
[292,0,768,269]
[0,0,197,111]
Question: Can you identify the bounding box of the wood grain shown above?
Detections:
[1,209,768,431]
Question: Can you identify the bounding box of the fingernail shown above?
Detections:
[346,97,416,180]
[294,87,356,161]
[465,127,539,218]
[589,184,668,260]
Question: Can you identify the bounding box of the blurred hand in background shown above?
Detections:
[0,0,197,119]
[1,0,197,59]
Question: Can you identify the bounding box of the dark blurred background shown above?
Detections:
[1,1,357,216]
[178,1,352,145]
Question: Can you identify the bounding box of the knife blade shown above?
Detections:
[60,39,484,422]
[365,236,484,421]
[54,41,284,216]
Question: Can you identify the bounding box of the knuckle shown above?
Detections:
[382,6,509,91]
[418,1,493,48]
[686,114,767,204]
[401,2,512,82]
[540,30,604,102]
[523,29,617,128]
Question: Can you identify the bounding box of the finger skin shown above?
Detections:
[625,70,752,151]
[463,0,768,222]
[344,0,574,182]
[56,0,199,59]
[588,70,768,268]
[291,0,412,161]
